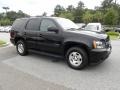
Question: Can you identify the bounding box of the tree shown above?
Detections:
[54,5,65,16]
[53,0,120,24]
[0,9,30,26]
[59,12,74,21]
[0,13,4,19]
[82,11,93,23]
[0,18,11,26]
[104,8,119,25]
[7,10,29,21]
[67,5,75,12]
[93,11,104,22]
[2,7,10,16]
[7,11,17,21]
[101,0,114,9]
[77,1,85,10]
[73,1,85,23]
[2,7,9,13]
[42,12,47,16]
[17,10,29,18]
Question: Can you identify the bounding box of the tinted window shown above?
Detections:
[26,19,40,30]
[40,19,56,32]
[12,19,28,30]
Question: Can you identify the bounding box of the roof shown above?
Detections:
[16,16,63,20]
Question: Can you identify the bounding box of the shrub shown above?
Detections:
[107,31,119,36]
[0,40,6,45]
[0,18,11,26]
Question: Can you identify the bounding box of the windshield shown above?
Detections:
[56,18,79,30]
[85,25,99,31]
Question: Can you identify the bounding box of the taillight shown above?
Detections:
[10,31,15,38]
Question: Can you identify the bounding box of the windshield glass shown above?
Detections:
[56,18,79,30]
[85,25,99,31]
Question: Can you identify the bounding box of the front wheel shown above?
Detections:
[16,40,28,56]
[66,47,88,70]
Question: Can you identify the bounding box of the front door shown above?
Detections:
[37,19,63,54]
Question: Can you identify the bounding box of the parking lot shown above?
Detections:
[0,33,120,90]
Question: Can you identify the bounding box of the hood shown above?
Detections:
[67,30,108,39]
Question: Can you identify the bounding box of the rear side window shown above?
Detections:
[12,19,28,30]
[26,19,40,31]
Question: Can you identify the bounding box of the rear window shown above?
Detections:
[12,18,28,30]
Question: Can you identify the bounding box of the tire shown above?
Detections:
[66,47,88,70]
[16,40,28,56]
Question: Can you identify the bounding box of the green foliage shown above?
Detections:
[0,0,120,26]
[107,31,119,36]
[0,18,11,26]
[54,5,65,16]
[59,12,74,21]
[53,0,120,25]
[0,40,6,45]
[0,10,29,26]
[101,0,114,9]
[67,5,75,12]
[107,31,119,40]
[7,10,29,21]
[82,11,93,23]
[104,8,119,25]
[93,11,104,22]
[73,1,85,23]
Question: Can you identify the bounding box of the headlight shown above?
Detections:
[93,40,104,49]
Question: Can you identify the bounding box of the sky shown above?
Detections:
[0,0,119,16]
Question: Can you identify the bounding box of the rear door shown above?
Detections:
[24,18,41,49]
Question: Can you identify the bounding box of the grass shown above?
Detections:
[0,40,6,46]
[109,35,119,40]
[107,31,120,40]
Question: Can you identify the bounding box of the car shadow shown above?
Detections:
[28,50,111,72]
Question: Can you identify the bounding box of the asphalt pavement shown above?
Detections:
[0,33,120,90]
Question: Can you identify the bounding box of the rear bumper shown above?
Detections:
[89,47,112,64]
[10,38,15,45]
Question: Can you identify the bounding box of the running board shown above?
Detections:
[28,49,63,59]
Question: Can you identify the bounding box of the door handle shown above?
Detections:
[39,34,42,37]
[24,32,26,35]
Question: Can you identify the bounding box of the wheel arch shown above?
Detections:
[15,37,25,45]
[63,41,90,56]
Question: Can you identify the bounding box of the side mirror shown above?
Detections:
[48,27,59,33]
[97,26,99,30]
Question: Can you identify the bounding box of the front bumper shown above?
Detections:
[89,46,112,64]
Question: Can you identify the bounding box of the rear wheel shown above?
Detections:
[66,47,88,70]
[16,40,28,56]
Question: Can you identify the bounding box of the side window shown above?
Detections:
[12,19,28,30]
[40,19,57,32]
[26,19,40,31]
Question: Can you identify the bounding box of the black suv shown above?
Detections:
[10,17,112,70]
